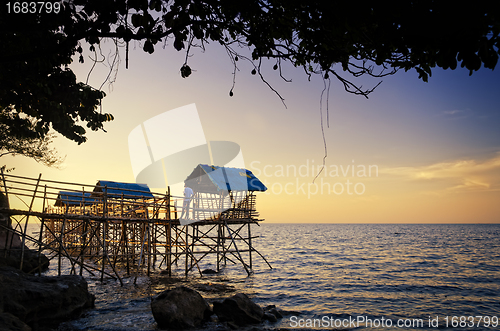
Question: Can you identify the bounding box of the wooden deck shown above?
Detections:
[0,172,271,284]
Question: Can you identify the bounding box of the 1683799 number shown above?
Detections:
[6,2,61,14]
[444,316,499,328]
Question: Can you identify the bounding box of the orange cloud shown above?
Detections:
[382,153,500,194]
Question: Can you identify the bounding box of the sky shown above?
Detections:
[4,39,500,223]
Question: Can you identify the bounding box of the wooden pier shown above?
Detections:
[0,170,271,284]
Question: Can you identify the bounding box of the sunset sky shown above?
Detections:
[4,41,500,223]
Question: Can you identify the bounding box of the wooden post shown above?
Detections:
[80,219,88,276]
[224,221,251,276]
[20,173,41,271]
[58,204,69,276]
[248,222,253,269]
[101,186,108,282]
[167,221,171,276]
[185,225,188,276]
[37,184,47,275]
[145,201,151,276]
[165,188,172,276]
[217,222,222,272]
[134,222,148,284]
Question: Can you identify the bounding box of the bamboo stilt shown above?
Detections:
[1,173,270,282]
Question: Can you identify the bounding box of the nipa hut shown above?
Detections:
[184,164,267,221]
[91,180,155,217]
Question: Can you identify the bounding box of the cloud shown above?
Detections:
[443,110,464,116]
[382,153,500,194]
[440,109,470,120]
[447,179,490,192]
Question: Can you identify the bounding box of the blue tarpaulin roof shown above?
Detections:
[55,191,96,206]
[194,164,267,192]
[93,180,154,199]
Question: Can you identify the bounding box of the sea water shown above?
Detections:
[46,223,500,330]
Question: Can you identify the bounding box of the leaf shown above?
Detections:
[192,25,203,39]
[131,13,142,27]
[174,38,184,51]
[180,64,192,78]
[143,40,154,54]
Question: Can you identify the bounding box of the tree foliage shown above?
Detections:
[67,0,500,91]
[0,2,113,151]
[1,0,500,156]
[0,126,63,169]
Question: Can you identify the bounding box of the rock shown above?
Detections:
[0,191,23,250]
[262,312,278,323]
[0,191,48,274]
[0,266,95,330]
[151,286,211,329]
[0,312,31,331]
[0,249,49,274]
[0,190,10,221]
[212,293,264,326]
[263,305,283,319]
[226,321,239,329]
[201,268,217,275]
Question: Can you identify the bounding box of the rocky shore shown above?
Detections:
[151,285,291,330]
[0,264,95,331]
[1,193,290,330]
[0,192,96,331]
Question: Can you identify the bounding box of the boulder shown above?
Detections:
[0,191,22,250]
[264,305,283,319]
[0,191,48,274]
[151,286,211,329]
[0,249,49,274]
[212,293,263,326]
[0,312,31,331]
[0,266,95,330]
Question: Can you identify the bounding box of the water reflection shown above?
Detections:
[45,223,500,330]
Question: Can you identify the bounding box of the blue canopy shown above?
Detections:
[187,164,267,192]
[55,191,96,206]
[93,180,154,199]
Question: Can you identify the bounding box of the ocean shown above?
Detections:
[49,223,500,331]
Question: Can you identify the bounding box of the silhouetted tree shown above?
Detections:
[1,0,499,156]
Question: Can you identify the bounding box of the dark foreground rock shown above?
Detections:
[0,312,31,331]
[0,249,49,274]
[0,266,95,330]
[213,293,264,326]
[262,305,284,323]
[1,191,49,274]
[151,286,212,329]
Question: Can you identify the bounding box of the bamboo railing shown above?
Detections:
[0,172,271,284]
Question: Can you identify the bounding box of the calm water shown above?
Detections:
[48,224,500,330]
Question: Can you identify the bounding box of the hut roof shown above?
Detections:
[186,164,267,192]
[93,180,154,199]
[55,191,96,207]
